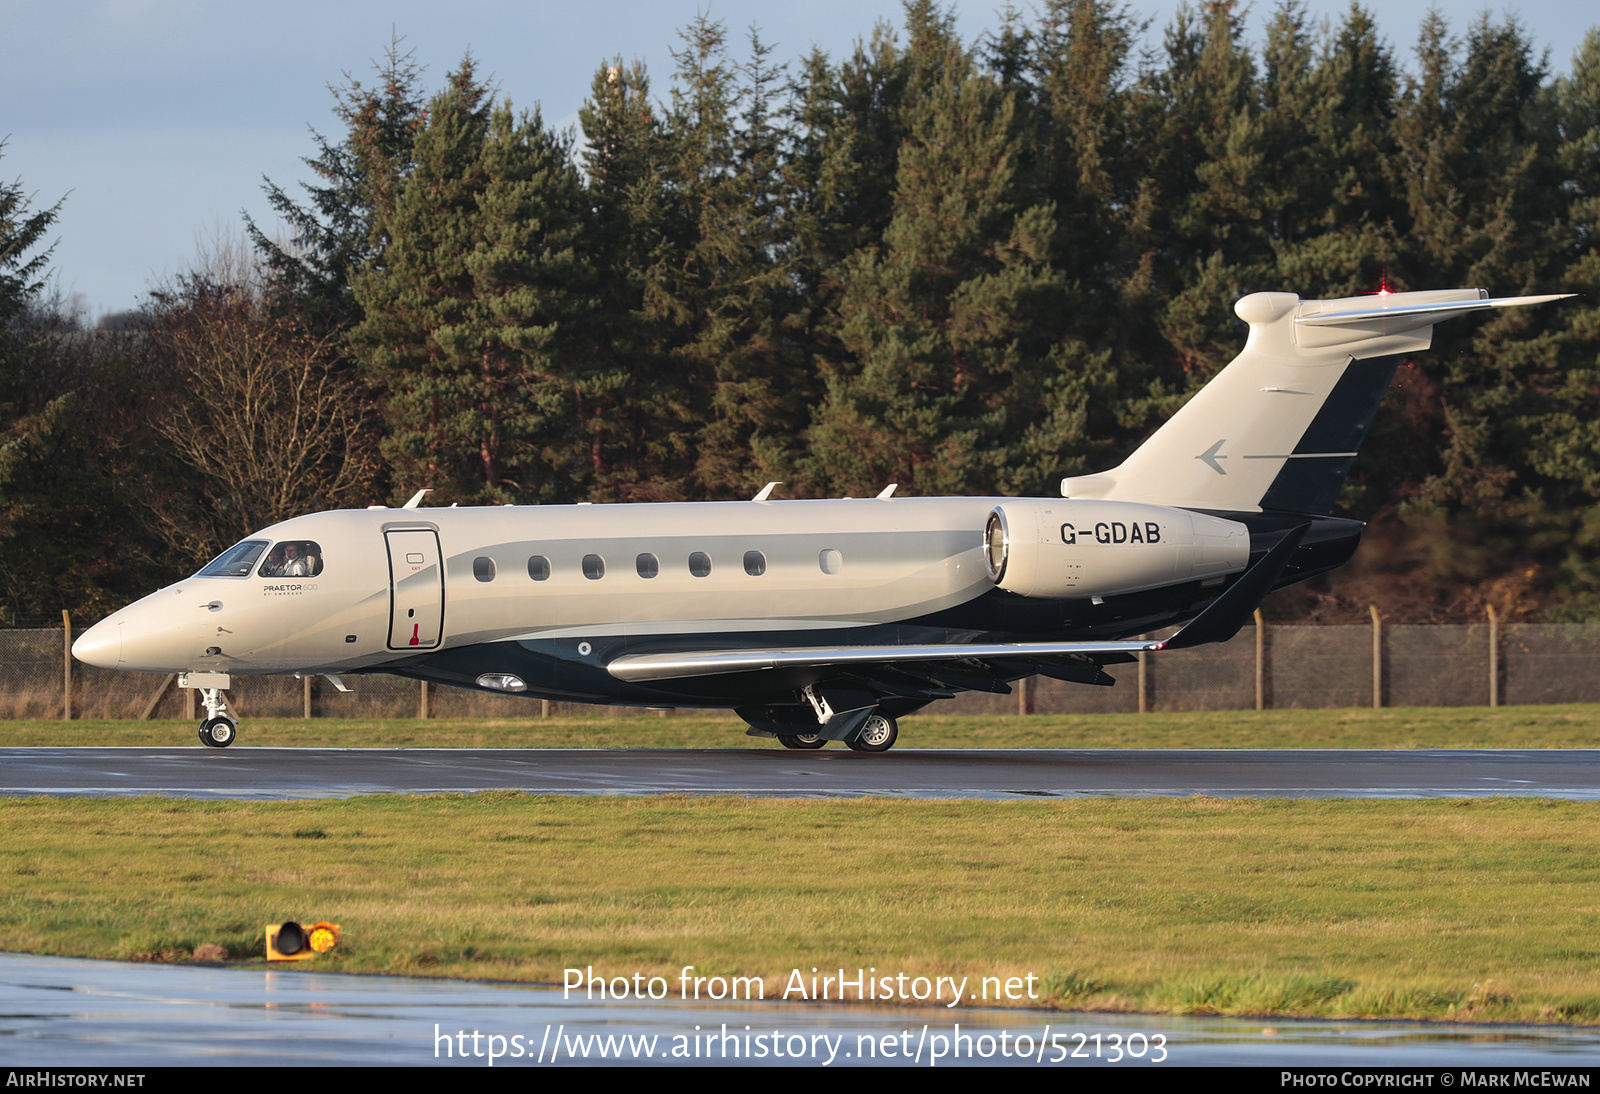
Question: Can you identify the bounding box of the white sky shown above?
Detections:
[3,0,1595,320]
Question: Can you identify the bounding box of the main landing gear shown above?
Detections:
[741,689,915,752]
[847,713,898,753]
[774,713,899,752]
[777,732,826,750]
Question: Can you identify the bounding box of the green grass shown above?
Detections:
[9,703,1600,749]
[4,793,1600,1024]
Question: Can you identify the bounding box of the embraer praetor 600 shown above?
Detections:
[73,287,1569,750]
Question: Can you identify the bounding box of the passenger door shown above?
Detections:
[385,529,444,650]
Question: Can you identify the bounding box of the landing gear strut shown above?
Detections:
[184,676,237,749]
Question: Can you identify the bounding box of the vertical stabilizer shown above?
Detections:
[1061,288,1571,513]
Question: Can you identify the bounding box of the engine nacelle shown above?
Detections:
[984,500,1249,599]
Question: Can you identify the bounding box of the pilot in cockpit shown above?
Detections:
[261,541,320,578]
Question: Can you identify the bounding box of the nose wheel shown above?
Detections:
[191,683,237,748]
[198,716,237,748]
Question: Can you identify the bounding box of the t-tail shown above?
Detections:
[1061,288,1571,514]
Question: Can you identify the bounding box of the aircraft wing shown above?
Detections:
[607,637,1156,682]
[607,526,1308,684]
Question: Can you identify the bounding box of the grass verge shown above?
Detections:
[3,793,1599,1024]
[8,704,1600,749]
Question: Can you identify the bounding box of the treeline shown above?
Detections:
[3,0,1599,625]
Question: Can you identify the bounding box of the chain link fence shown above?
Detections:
[6,620,1599,720]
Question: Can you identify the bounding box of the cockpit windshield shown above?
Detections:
[197,540,269,578]
[258,541,324,578]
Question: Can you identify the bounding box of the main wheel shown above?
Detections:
[847,713,898,752]
[199,716,236,748]
[777,732,827,750]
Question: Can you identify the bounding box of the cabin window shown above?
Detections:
[743,550,766,576]
[819,548,843,575]
[688,551,712,577]
[473,556,496,582]
[583,554,606,580]
[636,553,659,578]
[257,541,324,578]
[198,540,269,578]
[528,555,551,581]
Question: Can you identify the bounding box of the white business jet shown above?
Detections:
[72,287,1568,750]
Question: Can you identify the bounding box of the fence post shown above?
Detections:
[61,610,72,721]
[1370,604,1383,709]
[302,675,313,719]
[1487,604,1500,707]
[1137,650,1149,714]
[185,686,196,722]
[139,674,176,721]
[541,698,551,718]
[1016,675,1034,716]
[419,680,430,719]
[1254,608,1266,711]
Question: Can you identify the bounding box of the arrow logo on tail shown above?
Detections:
[1197,439,1228,475]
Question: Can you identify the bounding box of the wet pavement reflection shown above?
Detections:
[2,954,1598,1067]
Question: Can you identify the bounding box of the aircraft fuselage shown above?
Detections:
[72,496,1358,708]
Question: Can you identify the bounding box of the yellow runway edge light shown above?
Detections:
[266,920,341,962]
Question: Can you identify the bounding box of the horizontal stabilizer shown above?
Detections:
[1293,293,1571,333]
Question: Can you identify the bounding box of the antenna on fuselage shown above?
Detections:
[876,483,898,499]
[752,482,782,502]
[403,489,432,509]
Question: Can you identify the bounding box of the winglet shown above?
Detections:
[1158,525,1308,650]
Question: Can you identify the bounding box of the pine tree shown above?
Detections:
[350,60,593,503]
[245,39,429,327]
[1268,4,1403,299]
[1022,0,1145,474]
[681,26,809,498]
[0,141,61,328]
[804,7,1078,497]
[574,56,683,500]
[1144,1,1265,379]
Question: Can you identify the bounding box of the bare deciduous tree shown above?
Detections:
[141,280,377,564]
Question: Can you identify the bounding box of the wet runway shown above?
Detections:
[4,953,1599,1067]
[2,746,1600,800]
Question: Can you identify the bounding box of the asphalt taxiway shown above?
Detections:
[2,746,1600,800]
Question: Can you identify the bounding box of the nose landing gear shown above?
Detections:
[180,674,238,748]
[199,715,237,748]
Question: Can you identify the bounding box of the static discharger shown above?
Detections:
[266,920,341,962]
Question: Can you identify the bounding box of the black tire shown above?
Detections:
[847,713,898,752]
[199,717,236,748]
[777,733,827,750]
